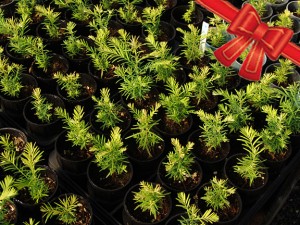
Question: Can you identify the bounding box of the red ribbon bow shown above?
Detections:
[195,0,300,81]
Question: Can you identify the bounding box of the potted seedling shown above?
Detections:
[41,193,93,225]
[176,24,208,69]
[0,176,18,225]
[35,5,66,51]
[145,34,180,84]
[189,66,218,111]
[189,110,230,171]
[23,87,65,139]
[244,0,273,20]
[89,88,131,136]
[206,15,230,49]
[158,138,202,193]
[88,4,115,34]
[23,218,40,225]
[140,6,175,43]
[265,58,299,87]
[260,105,292,169]
[0,57,37,117]
[87,127,133,205]
[15,0,39,25]
[214,89,253,134]
[62,21,90,72]
[0,141,58,210]
[168,192,219,225]
[224,126,268,203]
[287,0,300,19]
[0,130,27,156]
[54,71,97,113]
[117,0,143,35]
[54,105,94,174]
[125,102,164,176]
[123,181,172,225]
[158,77,195,137]
[198,177,242,224]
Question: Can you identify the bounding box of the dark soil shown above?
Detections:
[3,201,17,224]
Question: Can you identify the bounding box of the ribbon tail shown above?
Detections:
[239,42,264,81]
[214,36,252,67]
[282,42,300,67]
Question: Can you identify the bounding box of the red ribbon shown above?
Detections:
[195,0,300,81]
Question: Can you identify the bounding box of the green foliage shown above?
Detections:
[278,82,300,134]
[63,21,89,58]
[23,218,40,225]
[90,127,128,177]
[159,77,195,124]
[89,5,114,31]
[272,59,295,85]
[0,176,18,224]
[127,103,162,158]
[176,192,219,225]
[196,110,228,150]
[140,6,164,38]
[201,177,236,211]
[183,1,196,23]
[214,89,253,133]
[177,24,205,63]
[189,66,217,102]
[55,106,93,150]
[8,35,33,58]
[87,28,111,75]
[0,142,49,203]
[35,5,62,39]
[0,12,29,37]
[133,181,169,221]
[41,194,80,224]
[207,15,229,48]
[29,37,51,72]
[210,61,235,88]
[0,133,25,154]
[154,0,167,6]
[164,138,195,182]
[245,73,279,110]
[145,34,179,82]
[0,62,24,98]
[274,9,293,29]
[16,0,37,21]
[247,0,270,16]
[234,126,266,187]
[118,0,143,24]
[260,105,291,154]
[31,88,53,123]
[92,88,123,130]
[54,71,82,99]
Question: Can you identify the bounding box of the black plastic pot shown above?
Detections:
[0,127,27,155]
[87,161,133,207]
[0,74,38,118]
[223,153,269,206]
[122,182,172,225]
[4,42,33,67]
[56,73,97,113]
[287,1,300,20]
[23,93,65,148]
[269,0,289,14]
[30,53,69,94]
[0,0,16,17]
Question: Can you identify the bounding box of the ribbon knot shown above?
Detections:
[196,0,300,81]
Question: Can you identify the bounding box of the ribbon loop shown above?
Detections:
[252,23,268,41]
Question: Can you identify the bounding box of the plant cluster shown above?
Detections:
[140,6,164,38]
[164,138,195,182]
[31,88,54,123]
[207,15,229,48]
[118,0,143,24]
[54,71,82,99]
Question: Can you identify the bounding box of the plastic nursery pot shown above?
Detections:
[0,127,27,155]
[14,165,58,215]
[4,42,33,67]
[156,156,203,196]
[122,183,172,225]
[0,74,38,118]
[56,73,97,114]
[269,0,289,14]
[123,129,165,179]
[0,0,16,17]
[196,182,243,225]
[41,193,93,225]
[23,94,65,141]
[29,53,69,94]
[241,1,274,22]
[287,1,300,19]
[188,129,230,176]
[89,106,132,138]
[223,153,269,206]
[87,161,133,207]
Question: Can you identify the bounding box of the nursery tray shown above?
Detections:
[1,110,300,225]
